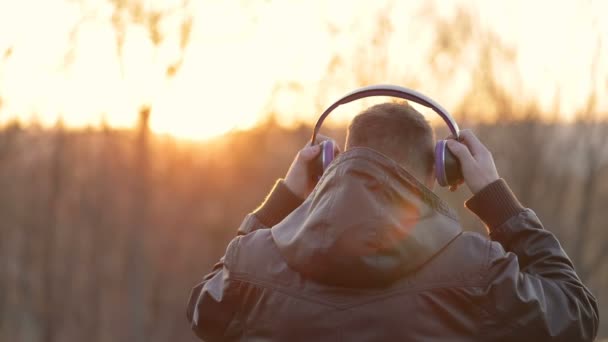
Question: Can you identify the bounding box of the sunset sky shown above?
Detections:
[0,0,607,139]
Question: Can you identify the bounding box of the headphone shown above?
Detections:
[310,84,463,187]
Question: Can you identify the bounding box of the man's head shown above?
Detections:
[345,102,435,186]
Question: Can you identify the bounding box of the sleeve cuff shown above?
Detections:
[465,178,525,231]
[253,179,304,227]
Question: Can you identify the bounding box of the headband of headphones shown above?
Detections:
[311,84,460,144]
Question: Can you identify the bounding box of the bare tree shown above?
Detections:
[64,0,193,79]
[39,121,66,342]
[125,107,151,342]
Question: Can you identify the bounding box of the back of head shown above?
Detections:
[345,102,435,184]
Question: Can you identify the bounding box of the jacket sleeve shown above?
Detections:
[187,179,303,340]
[466,179,599,341]
[186,239,241,341]
[239,179,304,235]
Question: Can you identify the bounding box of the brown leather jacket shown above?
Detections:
[187,147,599,341]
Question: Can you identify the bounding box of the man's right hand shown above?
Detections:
[284,135,340,200]
[446,129,499,194]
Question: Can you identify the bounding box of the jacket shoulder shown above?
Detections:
[450,231,502,267]
[227,228,297,287]
[409,231,497,287]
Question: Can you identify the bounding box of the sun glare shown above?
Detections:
[150,100,262,141]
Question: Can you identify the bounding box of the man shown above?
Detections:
[187,103,599,341]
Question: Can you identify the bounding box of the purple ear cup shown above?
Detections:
[321,140,335,172]
[309,140,336,181]
[435,140,463,187]
[435,140,449,187]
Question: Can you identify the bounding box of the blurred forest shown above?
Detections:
[1,1,608,341]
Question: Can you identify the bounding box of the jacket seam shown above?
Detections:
[227,235,242,267]
[484,239,492,272]
[231,272,486,310]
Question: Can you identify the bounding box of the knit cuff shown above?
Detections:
[465,179,525,231]
[253,179,304,227]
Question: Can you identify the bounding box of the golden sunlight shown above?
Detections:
[0,0,607,139]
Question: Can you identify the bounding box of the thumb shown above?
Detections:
[446,140,475,165]
[298,144,321,161]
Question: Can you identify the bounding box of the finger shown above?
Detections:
[314,134,332,144]
[312,134,340,154]
[316,133,329,140]
[457,130,486,157]
[298,144,321,161]
[446,140,476,165]
[306,135,326,148]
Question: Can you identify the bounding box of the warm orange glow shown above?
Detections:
[0,0,607,140]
